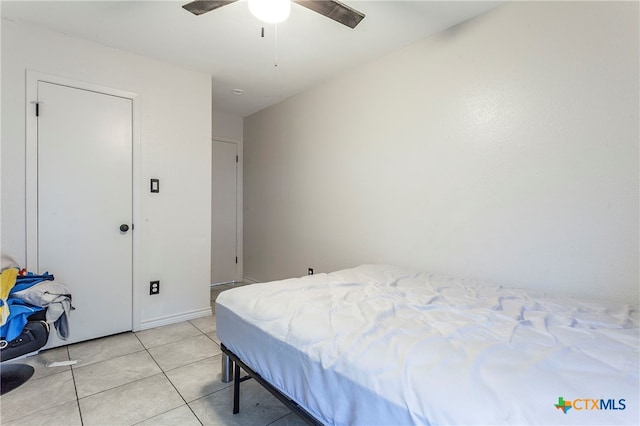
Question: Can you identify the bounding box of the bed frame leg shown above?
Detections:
[233,363,241,414]
[221,353,233,383]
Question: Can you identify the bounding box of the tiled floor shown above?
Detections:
[0,283,305,426]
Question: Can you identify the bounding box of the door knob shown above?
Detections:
[120,224,130,232]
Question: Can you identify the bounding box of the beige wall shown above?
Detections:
[1,20,212,327]
[244,1,639,302]
[212,109,243,142]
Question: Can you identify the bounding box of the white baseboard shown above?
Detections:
[137,307,212,331]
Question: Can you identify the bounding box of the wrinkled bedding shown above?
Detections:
[216,264,639,425]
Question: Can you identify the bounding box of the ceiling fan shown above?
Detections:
[182,0,366,29]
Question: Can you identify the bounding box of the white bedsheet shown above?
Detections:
[216,264,639,425]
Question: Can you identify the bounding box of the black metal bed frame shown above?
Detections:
[220,343,323,426]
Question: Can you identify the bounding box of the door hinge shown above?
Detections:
[235,257,238,264]
[35,102,40,117]
[236,155,238,163]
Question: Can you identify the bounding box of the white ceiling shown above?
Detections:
[1,0,502,117]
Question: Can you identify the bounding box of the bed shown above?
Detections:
[215,264,639,425]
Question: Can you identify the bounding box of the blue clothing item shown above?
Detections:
[11,272,54,294]
[0,298,45,342]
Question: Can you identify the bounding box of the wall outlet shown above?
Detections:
[308,268,314,275]
[150,280,160,295]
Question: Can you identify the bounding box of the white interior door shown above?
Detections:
[211,140,238,284]
[38,81,133,346]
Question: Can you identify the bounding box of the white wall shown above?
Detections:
[244,1,639,303]
[1,19,212,327]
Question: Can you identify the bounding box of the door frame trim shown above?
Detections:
[212,138,242,283]
[210,138,242,286]
[25,70,142,332]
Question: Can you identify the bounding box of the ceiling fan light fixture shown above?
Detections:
[248,0,291,24]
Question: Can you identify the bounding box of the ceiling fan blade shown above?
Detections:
[182,0,238,16]
[293,0,365,29]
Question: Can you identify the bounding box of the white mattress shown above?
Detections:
[216,264,639,425]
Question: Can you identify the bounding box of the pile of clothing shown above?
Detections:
[1,257,73,347]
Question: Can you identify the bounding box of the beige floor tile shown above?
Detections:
[207,330,221,346]
[164,354,231,402]
[68,332,144,367]
[136,404,202,426]
[2,399,82,426]
[79,373,184,426]
[135,321,202,349]
[148,334,221,371]
[73,350,162,398]
[3,346,70,381]
[2,318,279,426]
[189,379,290,426]
[267,413,309,426]
[0,370,76,423]
[189,314,216,334]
